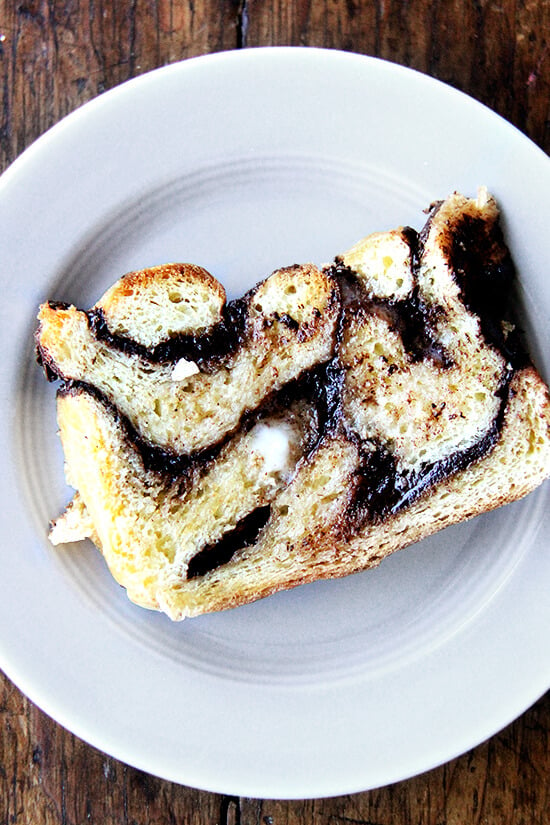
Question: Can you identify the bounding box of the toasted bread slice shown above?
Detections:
[40,190,550,619]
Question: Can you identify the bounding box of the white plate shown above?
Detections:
[1,47,549,800]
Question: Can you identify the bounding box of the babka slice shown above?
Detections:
[38,189,550,619]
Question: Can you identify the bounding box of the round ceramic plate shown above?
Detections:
[0,48,549,799]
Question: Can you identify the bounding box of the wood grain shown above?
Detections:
[1,675,549,823]
[0,0,239,167]
[244,0,550,153]
[1,1,549,822]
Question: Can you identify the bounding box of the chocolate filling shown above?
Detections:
[294,358,345,446]
[346,375,510,529]
[187,505,271,579]
[330,244,452,369]
[421,203,528,369]
[35,299,251,380]
[83,271,338,371]
[86,295,250,371]
[57,380,228,483]
[331,209,521,528]
[56,358,338,487]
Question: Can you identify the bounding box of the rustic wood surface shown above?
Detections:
[1,1,549,822]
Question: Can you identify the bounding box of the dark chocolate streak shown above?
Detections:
[445,212,527,368]
[332,210,521,527]
[57,380,227,482]
[347,375,510,528]
[296,358,344,446]
[330,256,452,368]
[86,285,339,369]
[57,360,335,484]
[87,296,250,369]
[187,506,271,579]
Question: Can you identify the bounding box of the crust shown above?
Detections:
[96,262,227,343]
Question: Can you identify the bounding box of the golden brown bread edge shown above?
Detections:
[38,189,550,619]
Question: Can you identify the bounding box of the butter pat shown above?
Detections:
[250,422,293,476]
[172,358,200,382]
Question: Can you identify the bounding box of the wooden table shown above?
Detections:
[1,2,549,822]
